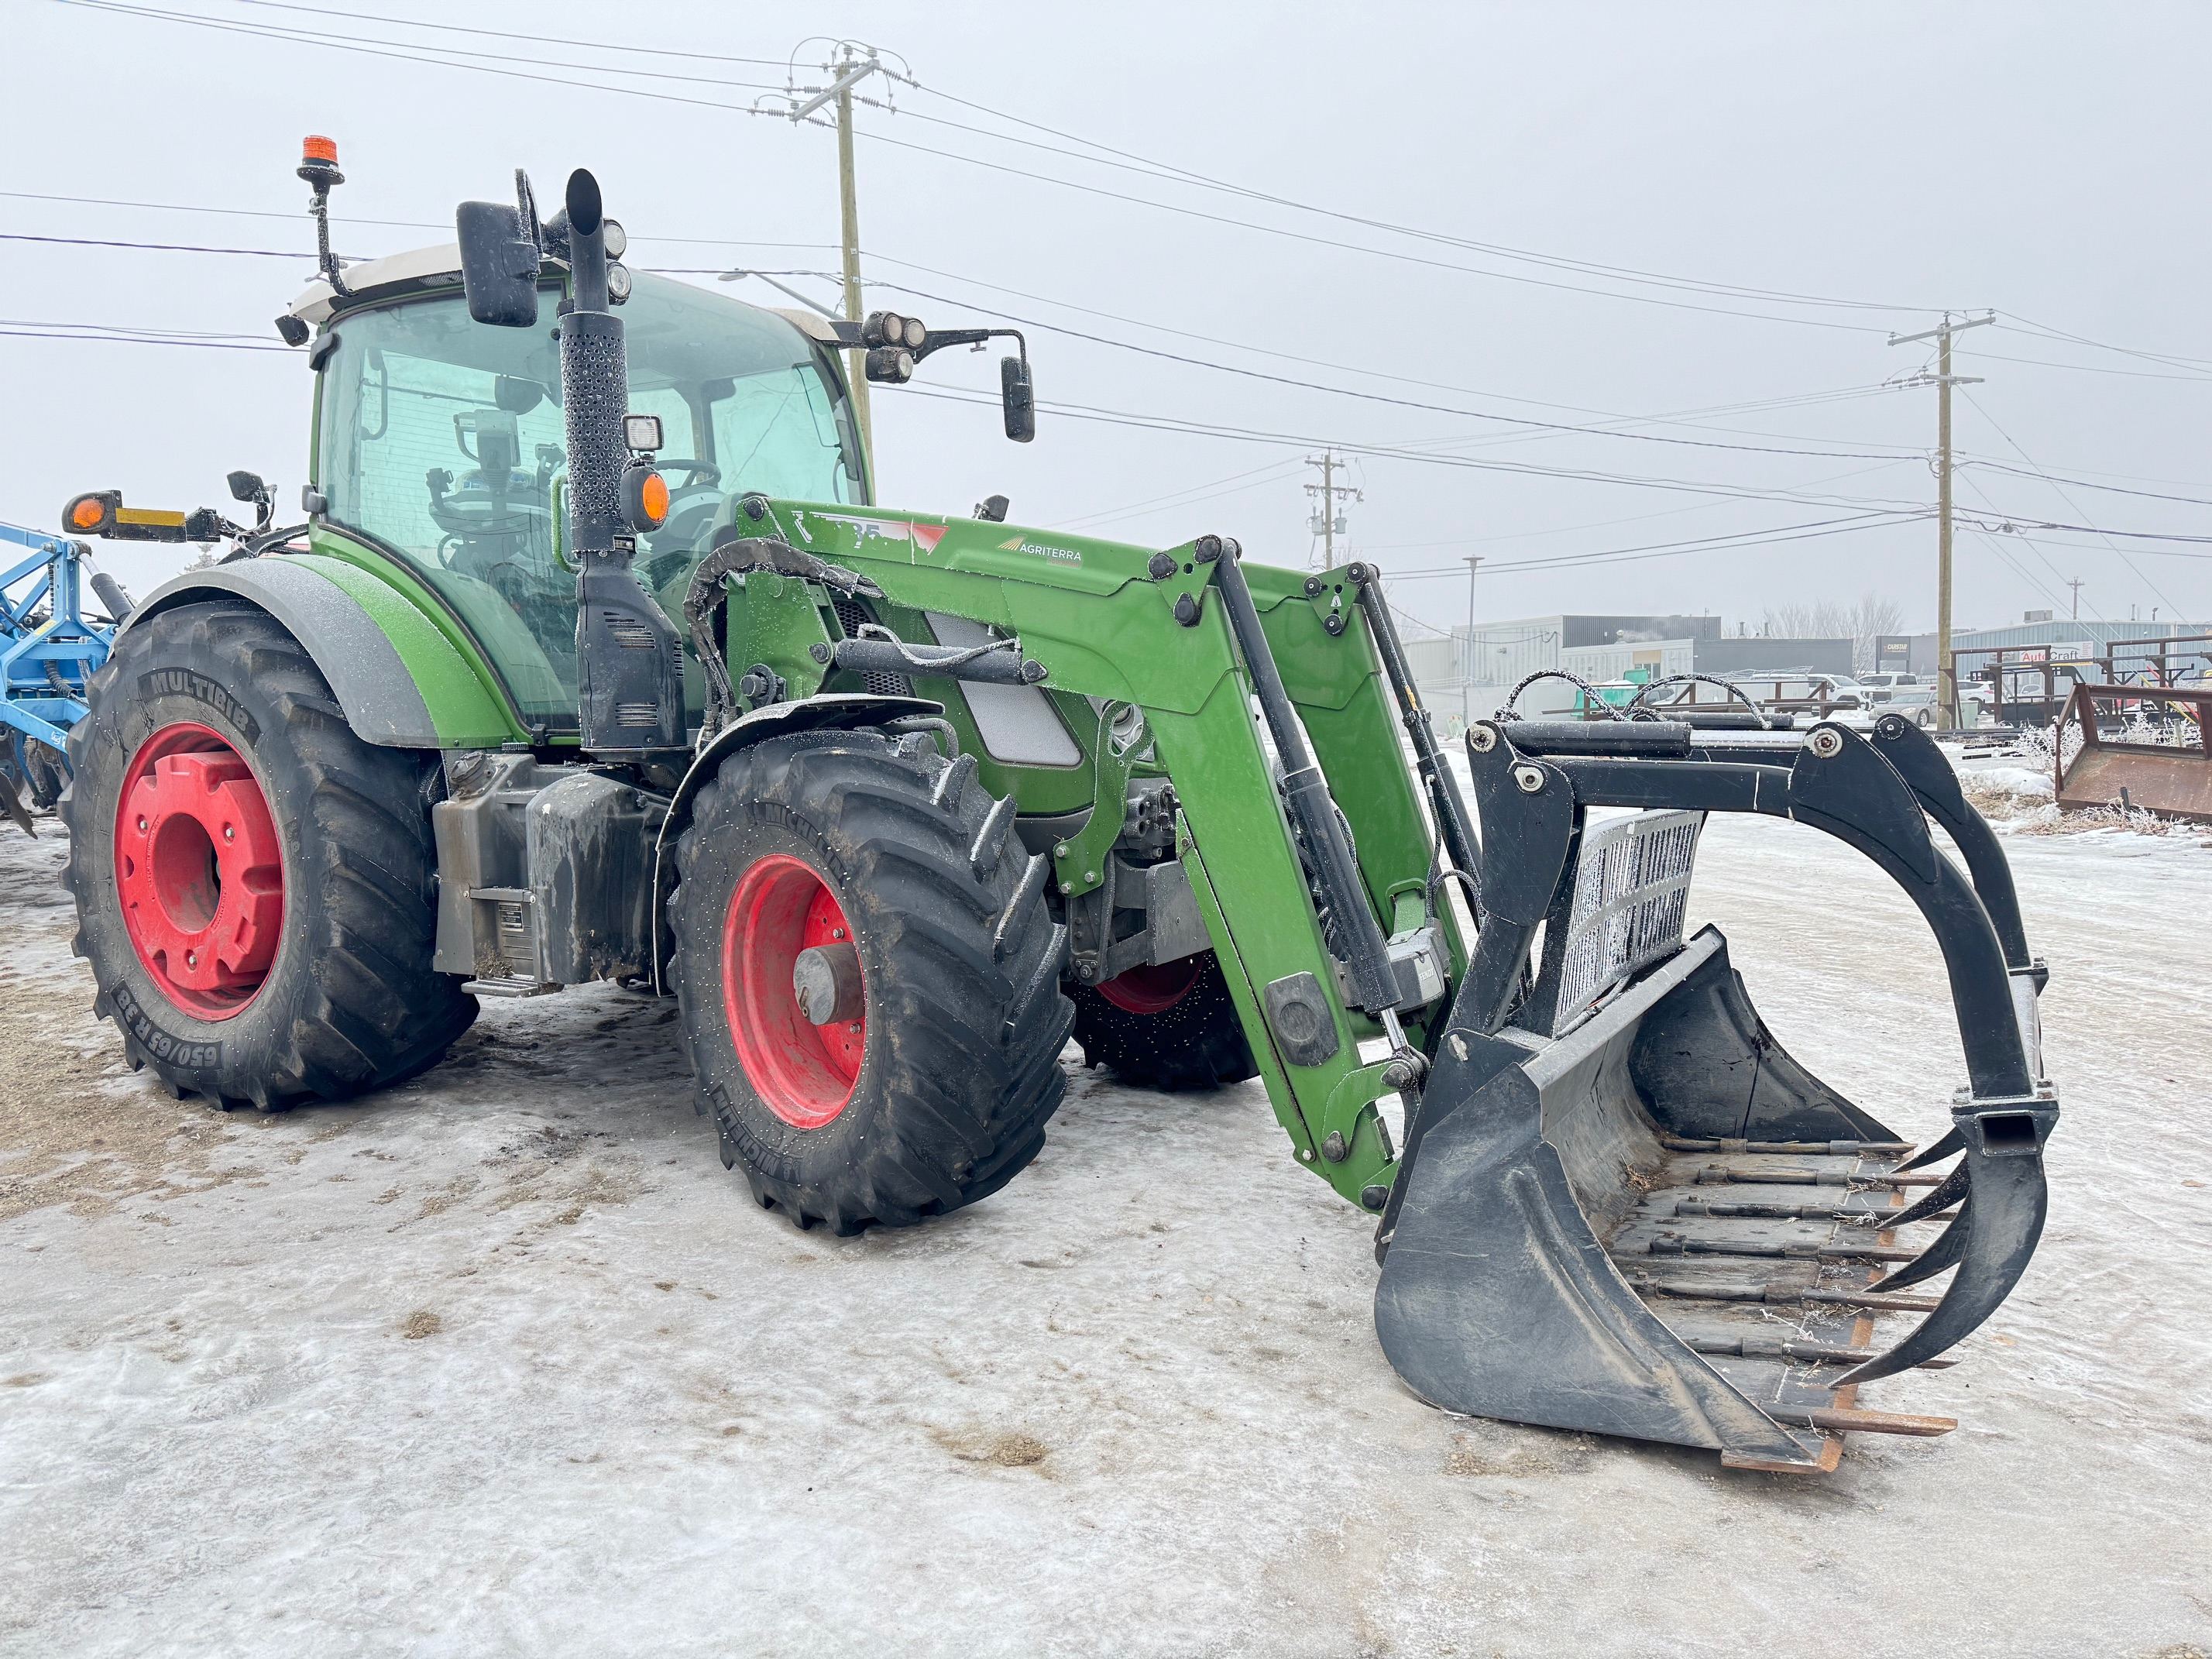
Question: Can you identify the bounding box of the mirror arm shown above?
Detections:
[913,327,1023,365]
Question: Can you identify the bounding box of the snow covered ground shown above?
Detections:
[3,792,2208,1657]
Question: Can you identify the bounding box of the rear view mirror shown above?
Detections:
[457,199,541,328]
[494,374,544,414]
[226,470,266,503]
[1001,354,1036,444]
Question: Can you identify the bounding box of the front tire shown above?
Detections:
[62,602,476,1108]
[1071,953,1259,1091]
[670,733,1073,1234]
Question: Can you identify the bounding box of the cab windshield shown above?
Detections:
[316,271,866,726]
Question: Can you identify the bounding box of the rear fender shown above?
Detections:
[115,558,520,749]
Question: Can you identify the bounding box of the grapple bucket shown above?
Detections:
[1373,713,2058,1471]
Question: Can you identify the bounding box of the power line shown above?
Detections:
[1960,459,2212,509]
[1960,389,2195,615]
[1372,512,1916,575]
[1958,347,2212,383]
[0,230,318,258]
[1999,313,2212,374]
[891,81,1940,314]
[10,182,1922,452]
[227,0,792,66]
[859,275,1922,462]
[42,2,1908,336]
[9,215,1934,469]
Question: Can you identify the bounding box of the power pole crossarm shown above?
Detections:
[1305,451,1362,570]
[782,43,891,479]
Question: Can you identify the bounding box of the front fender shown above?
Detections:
[117,555,521,748]
[650,692,940,990]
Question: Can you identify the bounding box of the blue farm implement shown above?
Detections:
[2,521,129,833]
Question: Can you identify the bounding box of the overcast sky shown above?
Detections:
[6,0,2208,637]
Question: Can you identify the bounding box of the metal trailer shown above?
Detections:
[2054,681,2212,822]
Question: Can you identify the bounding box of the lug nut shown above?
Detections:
[223,824,235,840]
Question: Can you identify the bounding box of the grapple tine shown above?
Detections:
[1865,1197,1972,1293]
[1883,1160,1970,1228]
[1836,1150,2049,1386]
[1900,1125,1963,1171]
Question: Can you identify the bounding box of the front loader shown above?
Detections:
[57,148,2056,1472]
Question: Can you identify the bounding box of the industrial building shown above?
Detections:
[1406,613,1854,726]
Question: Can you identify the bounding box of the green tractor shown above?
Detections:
[58,148,2059,1472]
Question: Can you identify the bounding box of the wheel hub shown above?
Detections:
[722,854,866,1128]
[113,722,284,1019]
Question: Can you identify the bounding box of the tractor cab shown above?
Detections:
[288,256,871,730]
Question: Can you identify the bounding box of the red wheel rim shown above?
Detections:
[1096,953,1204,1015]
[721,854,866,1128]
[113,721,285,1021]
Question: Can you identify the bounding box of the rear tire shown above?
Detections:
[1071,952,1259,1091]
[62,602,476,1108]
[670,731,1073,1234]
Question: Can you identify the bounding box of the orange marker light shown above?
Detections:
[69,497,106,531]
[639,471,670,527]
[302,135,339,165]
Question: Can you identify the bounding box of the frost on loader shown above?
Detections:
[57,145,2058,1472]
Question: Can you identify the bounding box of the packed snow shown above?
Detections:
[2,775,2208,1657]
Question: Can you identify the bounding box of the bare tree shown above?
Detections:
[1849,590,1905,675]
[1760,592,1905,675]
[1760,599,1851,639]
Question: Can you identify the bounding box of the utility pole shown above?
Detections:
[784,43,894,469]
[1460,556,1483,729]
[2066,576,2084,620]
[1305,452,1362,568]
[1889,311,1991,729]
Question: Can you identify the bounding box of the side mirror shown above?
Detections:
[1001,354,1036,444]
[457,198,541,328]
[226,470,266,504]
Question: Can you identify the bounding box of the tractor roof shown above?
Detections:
[285,243,842,345]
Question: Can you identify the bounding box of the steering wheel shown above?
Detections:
[656,459,721,489]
